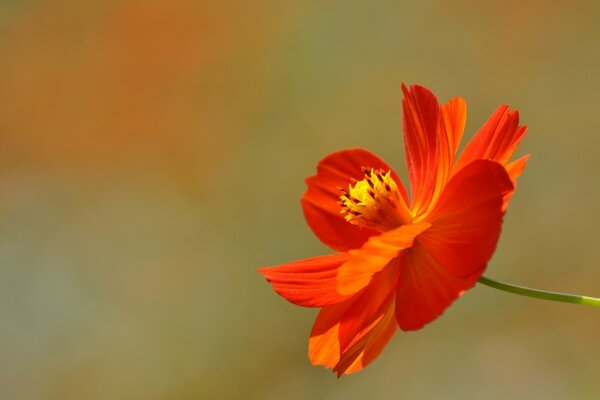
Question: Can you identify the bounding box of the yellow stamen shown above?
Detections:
[340,168,408,231]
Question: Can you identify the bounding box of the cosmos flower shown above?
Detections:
[259,84,528,375]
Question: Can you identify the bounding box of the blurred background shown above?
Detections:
[1,0,600,398]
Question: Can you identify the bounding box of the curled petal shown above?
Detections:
[396,160,513,330]
[506,154,529,183]
[337,221,431,296]
[503,155,529,209]
[334,301,397,376]
[454,105,527,173]
[441,97,467,160]
[309,262,399,374]
[426,96,468,214]
[402,84,441,214]
[302,149,408,252]
[258,253,351,307]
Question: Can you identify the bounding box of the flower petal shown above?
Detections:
[454,105,527,173]
[423,159,513,276]
[395,160,513,330]
[309,262,399,373]
[401,84,441,214]
[308,304,343,369]
[441,97,467,160]
[337,260,399,352]
[302,149,408,252]
[426,96,468,214]
[503,154,529,210]
[395,249,484,331]
[334,301,397,376]
[258,253,351,307]
[336,221,431,296]
[506,154,529,183]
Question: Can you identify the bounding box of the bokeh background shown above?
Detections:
[1,1,600,399]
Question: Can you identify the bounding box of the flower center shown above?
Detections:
[339,168,408,231]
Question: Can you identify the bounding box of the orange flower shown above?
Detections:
[259,84,528,375]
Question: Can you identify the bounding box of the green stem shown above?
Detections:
[478,276,600,308]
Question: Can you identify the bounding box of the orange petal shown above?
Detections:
[309,262,399,372]
[395,160,513,330]
[503,154,529,210]
[423,159,513,276]
[301,149,408,252]
[441,97,467,160]
[426,96,467,214]
[337,261,399,352]
[258,253,351,307]
[506,154,529,182]
[334,301,397,376]
[308,304,344,369]
[396,248,484,331]
[337,221,431,296]
[454,105,527,173]
[401,84,441,214]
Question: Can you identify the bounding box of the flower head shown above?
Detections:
[259,84,528,376]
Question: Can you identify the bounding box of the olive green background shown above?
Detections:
[1,1,600,399]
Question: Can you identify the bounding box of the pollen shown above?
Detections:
[340,168,408,231]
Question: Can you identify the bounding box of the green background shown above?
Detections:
[1,1,599,398]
